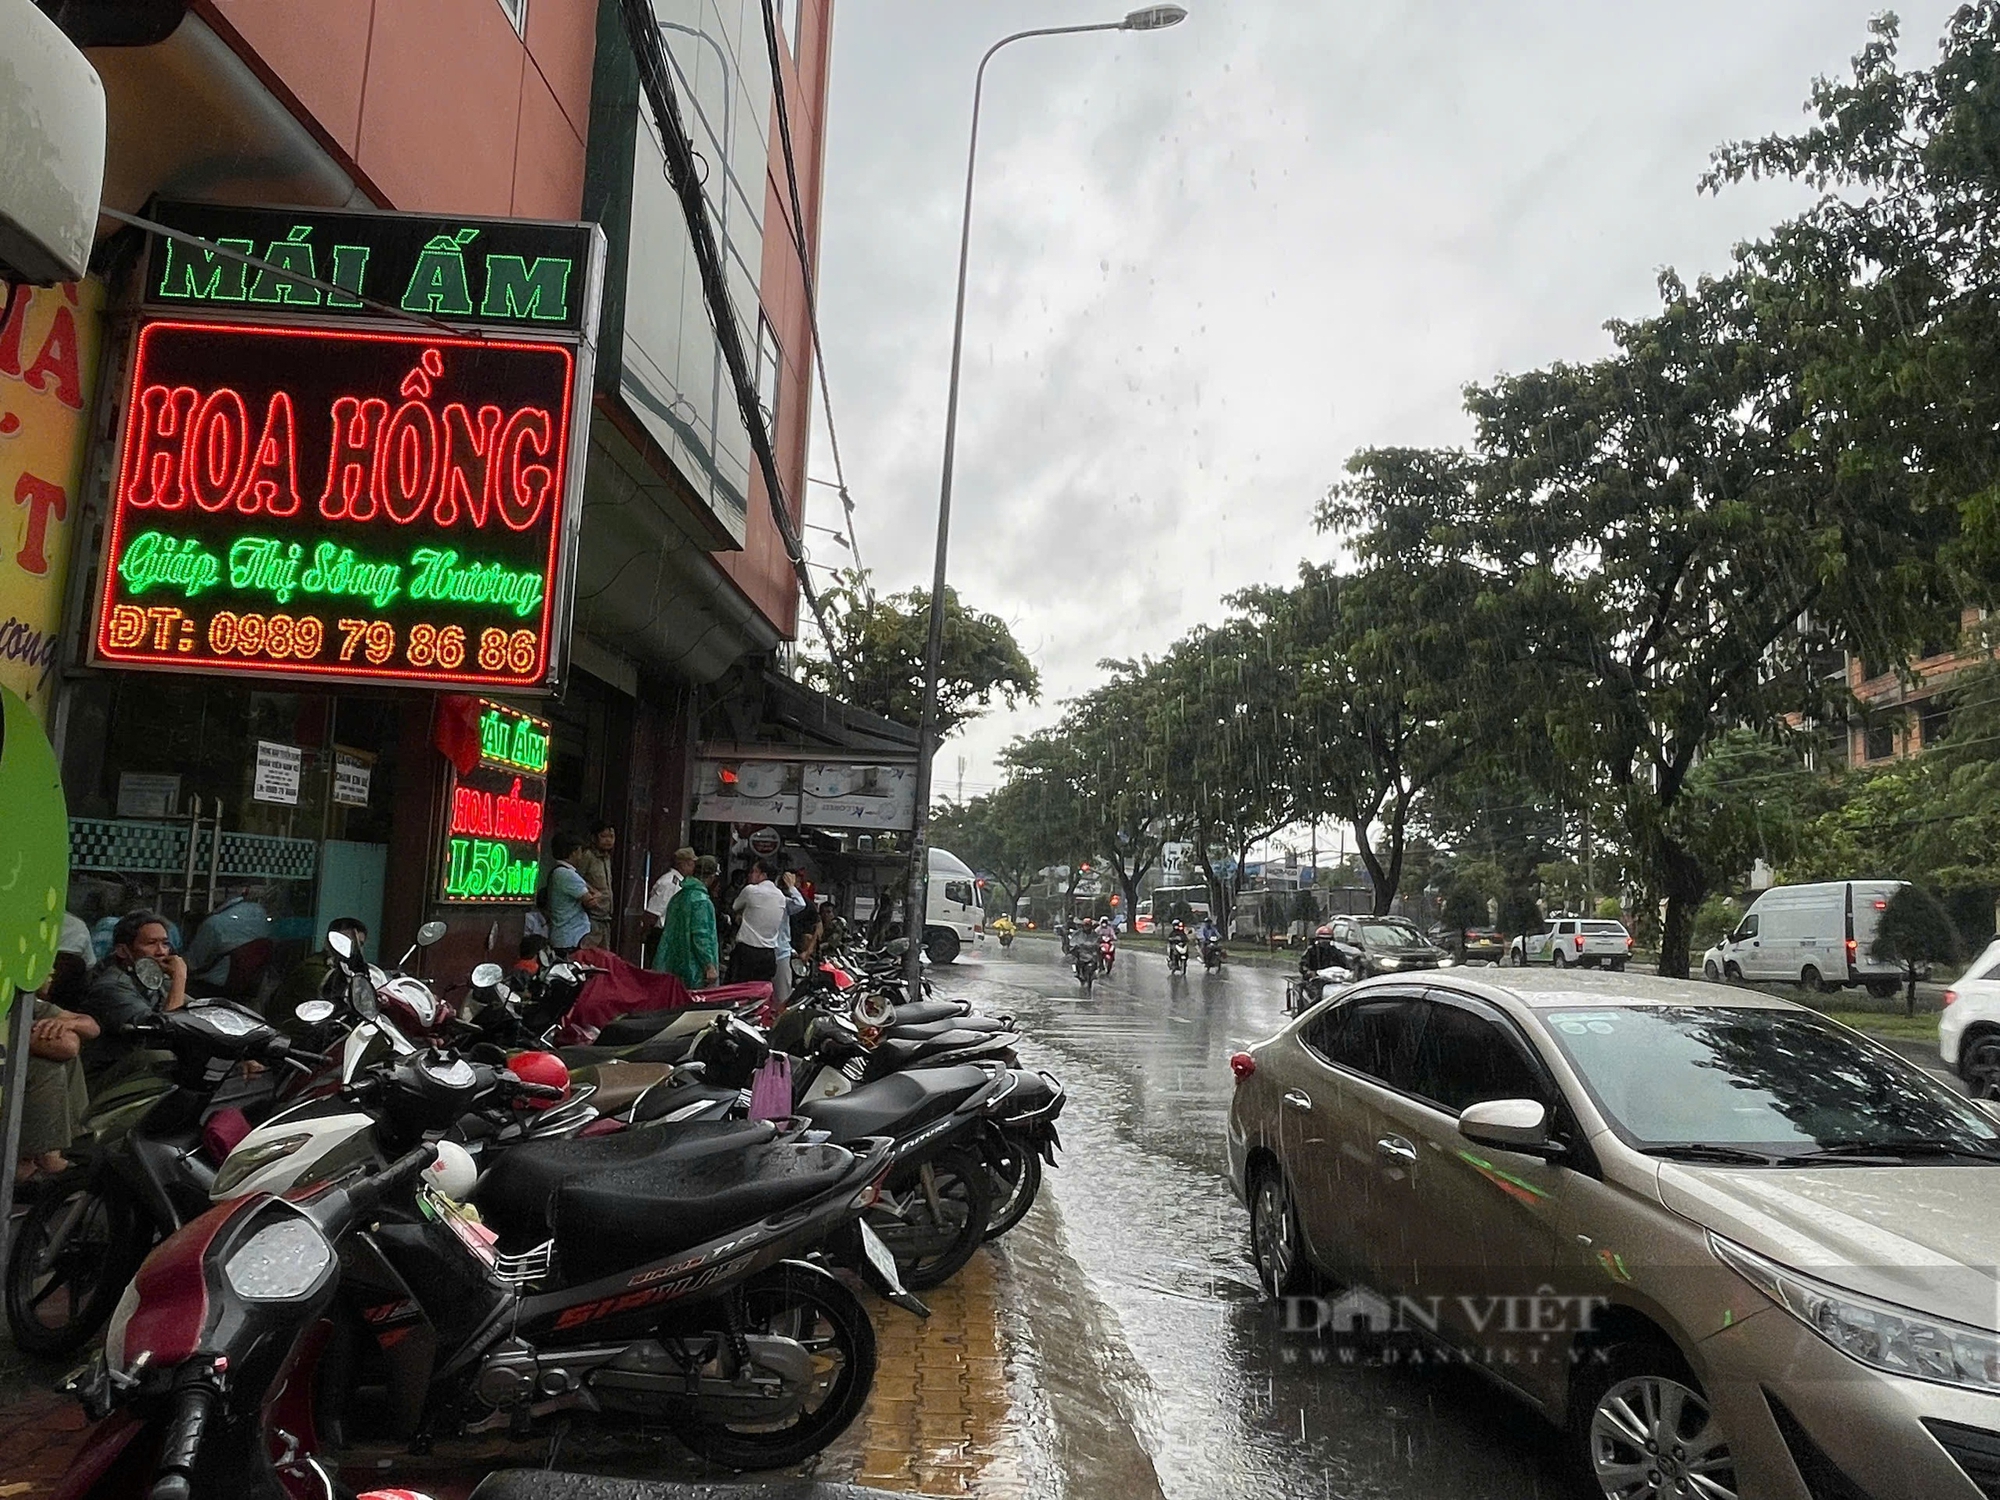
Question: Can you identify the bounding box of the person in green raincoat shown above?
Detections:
[654,854,720,986]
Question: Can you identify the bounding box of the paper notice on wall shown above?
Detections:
[116,772,181,819]
[332,749,372,807]
[253,740,302,805]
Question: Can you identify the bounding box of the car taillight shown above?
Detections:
[1944,989,1958,1006]
[1626,935,1634,950]
[1229,1052,1256,1082]
[1846,938,1857,965]
[1574,934,1585,950]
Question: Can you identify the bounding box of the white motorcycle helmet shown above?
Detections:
[421,1140,478,1202]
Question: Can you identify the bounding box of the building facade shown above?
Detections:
[24,0,834,987]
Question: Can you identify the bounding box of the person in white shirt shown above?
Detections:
[643,847,697,967]
[728,859,788,984]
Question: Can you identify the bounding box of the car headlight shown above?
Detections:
[1437,955,1457,967]
[212,1132,313,1197]
[1711,1233,2000,1394]
[224,1211,334,1301]
[1376,956,1402,970]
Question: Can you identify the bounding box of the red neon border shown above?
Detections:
[94,318,576,690]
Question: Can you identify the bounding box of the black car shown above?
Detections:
[1314,916,1452,979]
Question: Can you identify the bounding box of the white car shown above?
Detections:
[1940,936,2000,1092]
[1507,915,1631,969]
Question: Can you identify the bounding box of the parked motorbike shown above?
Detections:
[53,1145,441,1500]
[6,1003,325,1354]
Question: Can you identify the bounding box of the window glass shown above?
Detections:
[1413,1005,1548,1114]
[1557,921,1575,935]
[1735,914,1759,939]
[1357,920,1424,947]
[1310,998,1424,1091]
[1581,921,1625,934]
[942,879,974,908]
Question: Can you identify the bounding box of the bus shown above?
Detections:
[1149,884,1211,928]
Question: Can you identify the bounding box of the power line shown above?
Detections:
[614,0,844,677]
[757,0,871,608]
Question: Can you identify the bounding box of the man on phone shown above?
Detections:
[75,909,187,1089]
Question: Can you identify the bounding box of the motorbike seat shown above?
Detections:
[565,1062,676,1115]
[550,1137,855,1282]
[885,999,968,1027]
[797,1063,991,1144]
[472,1120,774,1247]
[554,1036,692,1069]
[882,1015,1009,1042]
[874,1031,1009,1067]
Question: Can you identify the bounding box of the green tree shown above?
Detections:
[802,568,1039,739]
[1872,883,1961,1014]
[1329,258,1946,976]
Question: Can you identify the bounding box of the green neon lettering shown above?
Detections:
[481,708,550,772]
[158,237,255,301]
[247,226,323,306]
[402,228,480,316]
[118,530,222,598]
[227,537,304,604]
[480,255,571,321]
[327,244,370,307]
[299,540,403,609]
[445,836,538,899]
[409,546,544,618]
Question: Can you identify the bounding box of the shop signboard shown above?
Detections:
[440,700,549,904]
[92,203,603,695]
[800,763,917,831]
[691,755,918,832]
[692,757,801,826]
[1,281,103,721]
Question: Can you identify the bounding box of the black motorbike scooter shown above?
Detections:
[6,1004,325,1354]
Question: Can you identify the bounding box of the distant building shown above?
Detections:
[1846,608,1990,766]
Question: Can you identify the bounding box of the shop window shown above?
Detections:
[1864,722,1897,761]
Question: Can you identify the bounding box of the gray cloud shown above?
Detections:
[808,1,1959,797]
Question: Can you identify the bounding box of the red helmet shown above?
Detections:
[507,1050,570,1109]
[1316,924,1334,938]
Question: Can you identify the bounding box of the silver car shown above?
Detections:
[1226,969,2000,1500]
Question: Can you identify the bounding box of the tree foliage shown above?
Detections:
[802,568,1040,739]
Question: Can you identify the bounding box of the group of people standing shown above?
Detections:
[640,849,840,1007]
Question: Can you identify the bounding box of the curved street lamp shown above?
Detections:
[903,7,1188,982]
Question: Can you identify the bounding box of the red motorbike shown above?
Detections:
[53,1146,438,1500]
[1098,932,1117,976]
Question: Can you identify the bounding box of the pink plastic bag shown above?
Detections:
[747,1053,793,1121]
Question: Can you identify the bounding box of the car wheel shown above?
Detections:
[1608,960,1626,972]
[1510,946,1526,967]
[1723,962,1742,983]
[1865,979,1900,1000]
[1702,961,1721,984]
[1572,1342,1735,1500]
[1248,1164,1313,1299]
[1962,1032,2000,1098]
[925,930,962,965]
[1552,950,1568,969]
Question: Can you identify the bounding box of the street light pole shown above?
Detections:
[901,6,1186,989]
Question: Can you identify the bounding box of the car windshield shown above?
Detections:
[1359,922,1426,947]
[1580,921,1625,934]
[1542,1005,2000,1161]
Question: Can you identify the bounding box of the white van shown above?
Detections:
[923,847,985,964]
[1705,880,1905,995]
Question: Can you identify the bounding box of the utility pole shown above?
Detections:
[956,755,965,805]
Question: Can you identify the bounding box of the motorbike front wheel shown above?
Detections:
[6,1171,145,1355]
[872,1147,993,1290]
[675,1261,878,1471]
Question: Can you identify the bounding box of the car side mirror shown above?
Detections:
[1458,1098,1558,1155]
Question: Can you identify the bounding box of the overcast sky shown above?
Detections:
[806,1,1957,802]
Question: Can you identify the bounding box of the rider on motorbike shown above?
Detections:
[1196,915,1223,968]
[1067,922,1100,969]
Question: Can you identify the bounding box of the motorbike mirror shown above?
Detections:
[416,920,448,948]
[852,990,895,1029]
[295,998,337,1025]
[326,928,356,962]
[470,962,504,988]
[133,955,167,992]
[884,937,910,956]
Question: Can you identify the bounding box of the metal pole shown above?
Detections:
[0,986,38,1266]
[902,19,1133,992]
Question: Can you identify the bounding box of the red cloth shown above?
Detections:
[555,947,774,1044]
[434,694,483,776]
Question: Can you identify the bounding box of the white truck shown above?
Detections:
[1509,915,1632,970]
[1702,880,1906,995]
[922,847,985,965]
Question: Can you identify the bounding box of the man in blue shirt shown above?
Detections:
[546,834,606,953]
[183,883,273,991]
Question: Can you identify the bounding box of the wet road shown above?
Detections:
[935,938,1589,1500]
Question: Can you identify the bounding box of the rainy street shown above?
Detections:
[919,937,1588,1500]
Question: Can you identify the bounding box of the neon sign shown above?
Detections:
[93,319,576,690]
[439,701,550,906]
[143,202,600,335]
